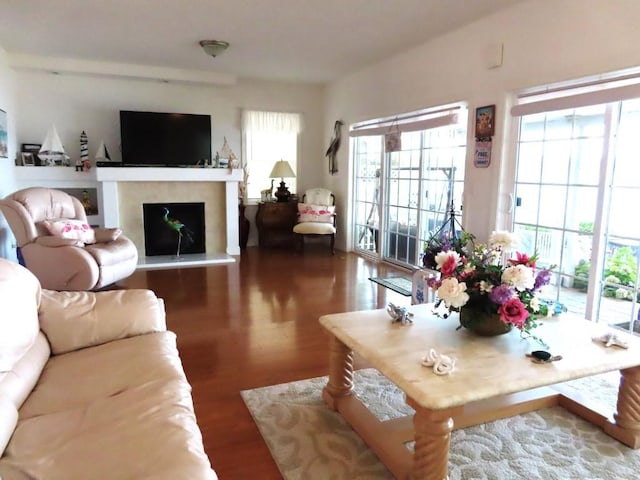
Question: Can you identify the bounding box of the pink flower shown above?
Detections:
[498,298,530,329]
[509,252,536,268]
[435,250,461,277]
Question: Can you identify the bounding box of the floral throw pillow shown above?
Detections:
[42,219,96,244]
[298,203,335,223]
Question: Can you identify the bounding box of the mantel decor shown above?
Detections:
[424,224,554,342]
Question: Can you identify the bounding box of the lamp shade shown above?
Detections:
[269,160,296,179]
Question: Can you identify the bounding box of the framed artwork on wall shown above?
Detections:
[0,109,7,158]
[475,104,495,138]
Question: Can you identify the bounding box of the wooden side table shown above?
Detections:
[255,201,298,248]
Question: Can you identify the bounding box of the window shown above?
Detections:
[351,105,467,267]
[510,73,640,330]
[241,111,301,201]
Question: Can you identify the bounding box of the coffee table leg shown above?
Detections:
[322,335,354,409]
[412,405,455,480]
[606,366,640,448]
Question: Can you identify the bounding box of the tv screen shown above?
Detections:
[119,110,212,167]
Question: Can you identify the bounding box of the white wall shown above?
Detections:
[326,0,640,249]
[10,70,325,248]
[0,47,17,261]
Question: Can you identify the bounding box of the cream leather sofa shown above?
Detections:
[0,258,217,479]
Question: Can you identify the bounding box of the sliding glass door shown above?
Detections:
[352,107,467,268]
[512,98,640,330]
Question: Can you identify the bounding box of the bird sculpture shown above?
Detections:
[325,120,343,175]
[162,207,194,257]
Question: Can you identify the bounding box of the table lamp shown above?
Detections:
[269,160,296,202]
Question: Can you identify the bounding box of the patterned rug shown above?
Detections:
[241,368,640,480]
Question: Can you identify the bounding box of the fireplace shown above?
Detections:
[143,202,206,256]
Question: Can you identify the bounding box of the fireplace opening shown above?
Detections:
[143,202,206,256]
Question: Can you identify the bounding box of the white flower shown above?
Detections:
[479,280,493,293]
[530,296,541,312]
[489,231,519,251]
[502,264,535,291]
[437,277,470,309]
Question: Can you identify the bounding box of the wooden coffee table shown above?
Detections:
[319,304,640,480]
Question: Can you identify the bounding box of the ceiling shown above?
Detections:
[0,0,524,84]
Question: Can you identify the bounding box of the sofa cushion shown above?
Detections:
[293,222,336,234]
[39,289,166,355]
[41,218,96,244]
[0,259,40,374]
[18,332,183,419]
[0,332,216,479]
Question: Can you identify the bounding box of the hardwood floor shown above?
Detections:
[119,246,410,479]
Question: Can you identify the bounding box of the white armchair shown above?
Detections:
[292,188,336,255]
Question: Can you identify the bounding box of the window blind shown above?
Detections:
[511,72,640,116]
[349,106,462,137]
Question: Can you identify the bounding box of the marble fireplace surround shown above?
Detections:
[96,168,243,261]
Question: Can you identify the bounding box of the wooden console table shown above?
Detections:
[255,201,297,248]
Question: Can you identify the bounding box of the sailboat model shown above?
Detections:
[39,125,69,166]
[94,140,112,165]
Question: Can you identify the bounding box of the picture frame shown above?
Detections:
[21,143,42,166]
[0,109,7,158]
[20,152,35,166]
[475,104,495,138]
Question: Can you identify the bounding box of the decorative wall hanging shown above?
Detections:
[474,104,496,168]
[475,105,495,139]
[474,140,492,168]
[0,109,7,158]
[326,120,343,175]
[384,118,401,152]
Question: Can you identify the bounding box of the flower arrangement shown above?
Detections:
[423,230,554,341]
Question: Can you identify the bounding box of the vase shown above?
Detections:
[459,306,512,337]
[239,203,250,249]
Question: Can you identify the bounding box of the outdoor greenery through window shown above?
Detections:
[241,111,300,201]
[511,79,640,331]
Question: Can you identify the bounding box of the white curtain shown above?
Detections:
[242,110,302,133]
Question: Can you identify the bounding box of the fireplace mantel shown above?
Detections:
[95,167,243,183]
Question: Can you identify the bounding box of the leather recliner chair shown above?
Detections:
[0,187,138,291]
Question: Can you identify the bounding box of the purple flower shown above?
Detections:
[489,284,514,304]
[534,268,552,290]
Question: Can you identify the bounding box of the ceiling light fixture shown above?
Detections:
[199,40,230,58]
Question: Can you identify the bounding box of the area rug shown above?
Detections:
[241,368,640,480]
[368,276,412,296]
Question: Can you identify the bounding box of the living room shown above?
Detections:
[1,1,640,478]
[0,1,638,258]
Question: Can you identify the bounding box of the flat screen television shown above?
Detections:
[119,110,212,167]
